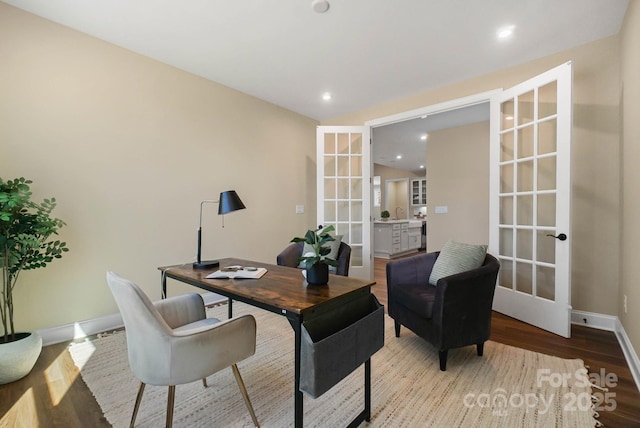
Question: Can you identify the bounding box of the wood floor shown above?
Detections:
[1,258,639,427]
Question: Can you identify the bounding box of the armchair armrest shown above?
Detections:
[169,314,257,384]
[431,257,500,348]
[153,293,206,329]
[434,259,499,312]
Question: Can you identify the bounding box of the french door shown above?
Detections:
[316,126,371,280]
[489,62,573,337]
[316,64,573,336]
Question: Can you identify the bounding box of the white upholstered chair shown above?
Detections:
[106,272,259,428]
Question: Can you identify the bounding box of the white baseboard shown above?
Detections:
[571,309,618,331]
[571,309,640,393]
[37,312,124,346]
[37,292,228,346]
[614,317,640,394]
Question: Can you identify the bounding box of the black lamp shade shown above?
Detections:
[218,190,246,215]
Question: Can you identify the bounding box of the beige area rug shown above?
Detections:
[70,302,595,427]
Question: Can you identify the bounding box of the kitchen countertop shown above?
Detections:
[374,219,425,226]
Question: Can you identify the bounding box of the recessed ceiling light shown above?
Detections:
[419,165,425,169]
[421,134,428,141]
[312,0,330,13]
[322,92,332,101]
[396,155,402,160]
[497,25,515,39]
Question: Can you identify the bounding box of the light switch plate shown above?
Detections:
[296,205,304,214]
[435,206,448,214]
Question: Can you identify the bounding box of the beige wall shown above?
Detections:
[426,122,490,250]
[0,4,319,331]
[620,1,640,362]
[324,37,623,322]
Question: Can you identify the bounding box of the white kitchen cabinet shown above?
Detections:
[400,223,409,252]
[411,178,427,206]
[374,221,418,258]
[408,228,421,250]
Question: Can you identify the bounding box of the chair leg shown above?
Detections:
[231,364,260,427]
[202,378,208,388]
[394,320,401,337]
[130,382,145,428]
[439,350,448,371]
[477,342,484,357]
[166,385,176,428]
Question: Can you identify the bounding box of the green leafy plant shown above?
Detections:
[381,210,390,219]
[291,225,339,270]
[1,177,68,343]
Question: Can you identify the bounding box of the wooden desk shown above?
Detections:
[159,258,377,428]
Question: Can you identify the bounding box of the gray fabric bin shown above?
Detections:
[300,294,384,398]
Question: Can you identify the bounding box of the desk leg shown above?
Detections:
[365,358,371,421]
[291,316,303,428]
[228,298,233,319]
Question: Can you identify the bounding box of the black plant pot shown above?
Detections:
[306,263,329,285]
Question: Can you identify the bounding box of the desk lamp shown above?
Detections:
[194,190,246,269]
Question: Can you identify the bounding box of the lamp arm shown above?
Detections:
[199,200,218,229]
[196,200,219,265]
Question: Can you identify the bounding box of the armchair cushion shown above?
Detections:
[428,240,488,285]
[392,283,437,319]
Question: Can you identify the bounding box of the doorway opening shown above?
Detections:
[368,91,496,264]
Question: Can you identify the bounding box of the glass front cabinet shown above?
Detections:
[411,178,426,206]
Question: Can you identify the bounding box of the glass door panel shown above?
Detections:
[317,127,370,278]
[501,131,515,161]
[538,81,558,119]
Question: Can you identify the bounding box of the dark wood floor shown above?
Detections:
[1,258,639,427]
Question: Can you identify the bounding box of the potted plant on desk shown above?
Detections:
[291,225,339,285]
[0,177,68,384]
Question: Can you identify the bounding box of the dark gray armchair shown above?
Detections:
[276,241,351,276]
[386,251,500,371]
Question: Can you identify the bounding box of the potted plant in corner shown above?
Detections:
[0,177,68,384]
[381,210,390,221]
[291,225,339,285]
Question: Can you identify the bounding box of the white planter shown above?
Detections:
[0,331,43,384]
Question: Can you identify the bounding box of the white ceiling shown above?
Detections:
[372,103,489,174]
[2,0,628,173]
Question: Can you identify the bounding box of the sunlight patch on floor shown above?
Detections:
[2,387,37,426]
[43,322,96,405]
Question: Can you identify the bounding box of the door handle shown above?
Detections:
[546,233,567,241]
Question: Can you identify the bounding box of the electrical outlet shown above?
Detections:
[624,294,627,314]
